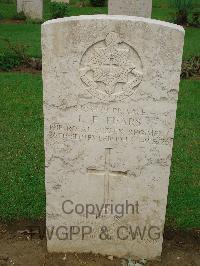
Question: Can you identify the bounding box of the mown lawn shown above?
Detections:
[0,24,41,58]
[167,80,200,229]
[0,73,45,220]
[184,27,200,60]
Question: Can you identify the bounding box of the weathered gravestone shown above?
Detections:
[17,0,43,20]
[42,15,184,260]
[108,0,152,18]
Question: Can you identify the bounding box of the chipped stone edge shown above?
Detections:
[42,15,185,34]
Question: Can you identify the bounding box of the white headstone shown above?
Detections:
[42,15,184,260]
[108,0,152,18]
[17,0,23,12]
[17,0,43,20]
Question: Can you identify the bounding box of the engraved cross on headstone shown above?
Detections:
[87,148,127,203]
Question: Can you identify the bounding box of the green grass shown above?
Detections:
[0,24,41,58]
[0,2,16,19]
[152,7,174,21]
[166,79,200,229]
[184,27,200,60]
[0,73,45,220]
[0,73,199,228]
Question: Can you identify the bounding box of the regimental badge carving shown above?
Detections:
[80,32,143,102]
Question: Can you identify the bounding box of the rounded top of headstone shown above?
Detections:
[42,15,184,34]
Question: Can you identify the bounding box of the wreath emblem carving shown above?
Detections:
[80,32,143,102]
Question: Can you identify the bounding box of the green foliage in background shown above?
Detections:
[12,11,26,21]
[181,56,200,79]
[50,2,69,19]
[188,9,200,27]
[0,39,28,70]
[170,0,194,24]
[90,0,106,7]
[0,24,41,58]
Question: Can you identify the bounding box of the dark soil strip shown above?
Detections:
[0,19,25,24]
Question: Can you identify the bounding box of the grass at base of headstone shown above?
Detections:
[0,2,16,19]
[0,73,199,228]
[166,79,200,229]
[0,73,45,221]
[184,27,200,60]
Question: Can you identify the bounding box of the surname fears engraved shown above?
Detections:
[80,32,143,102]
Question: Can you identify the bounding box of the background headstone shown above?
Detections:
[17,0,23,13]
[108,0,152,18]
[51,0,69,3]
[17,0,43,20]
[42,15,184,260]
